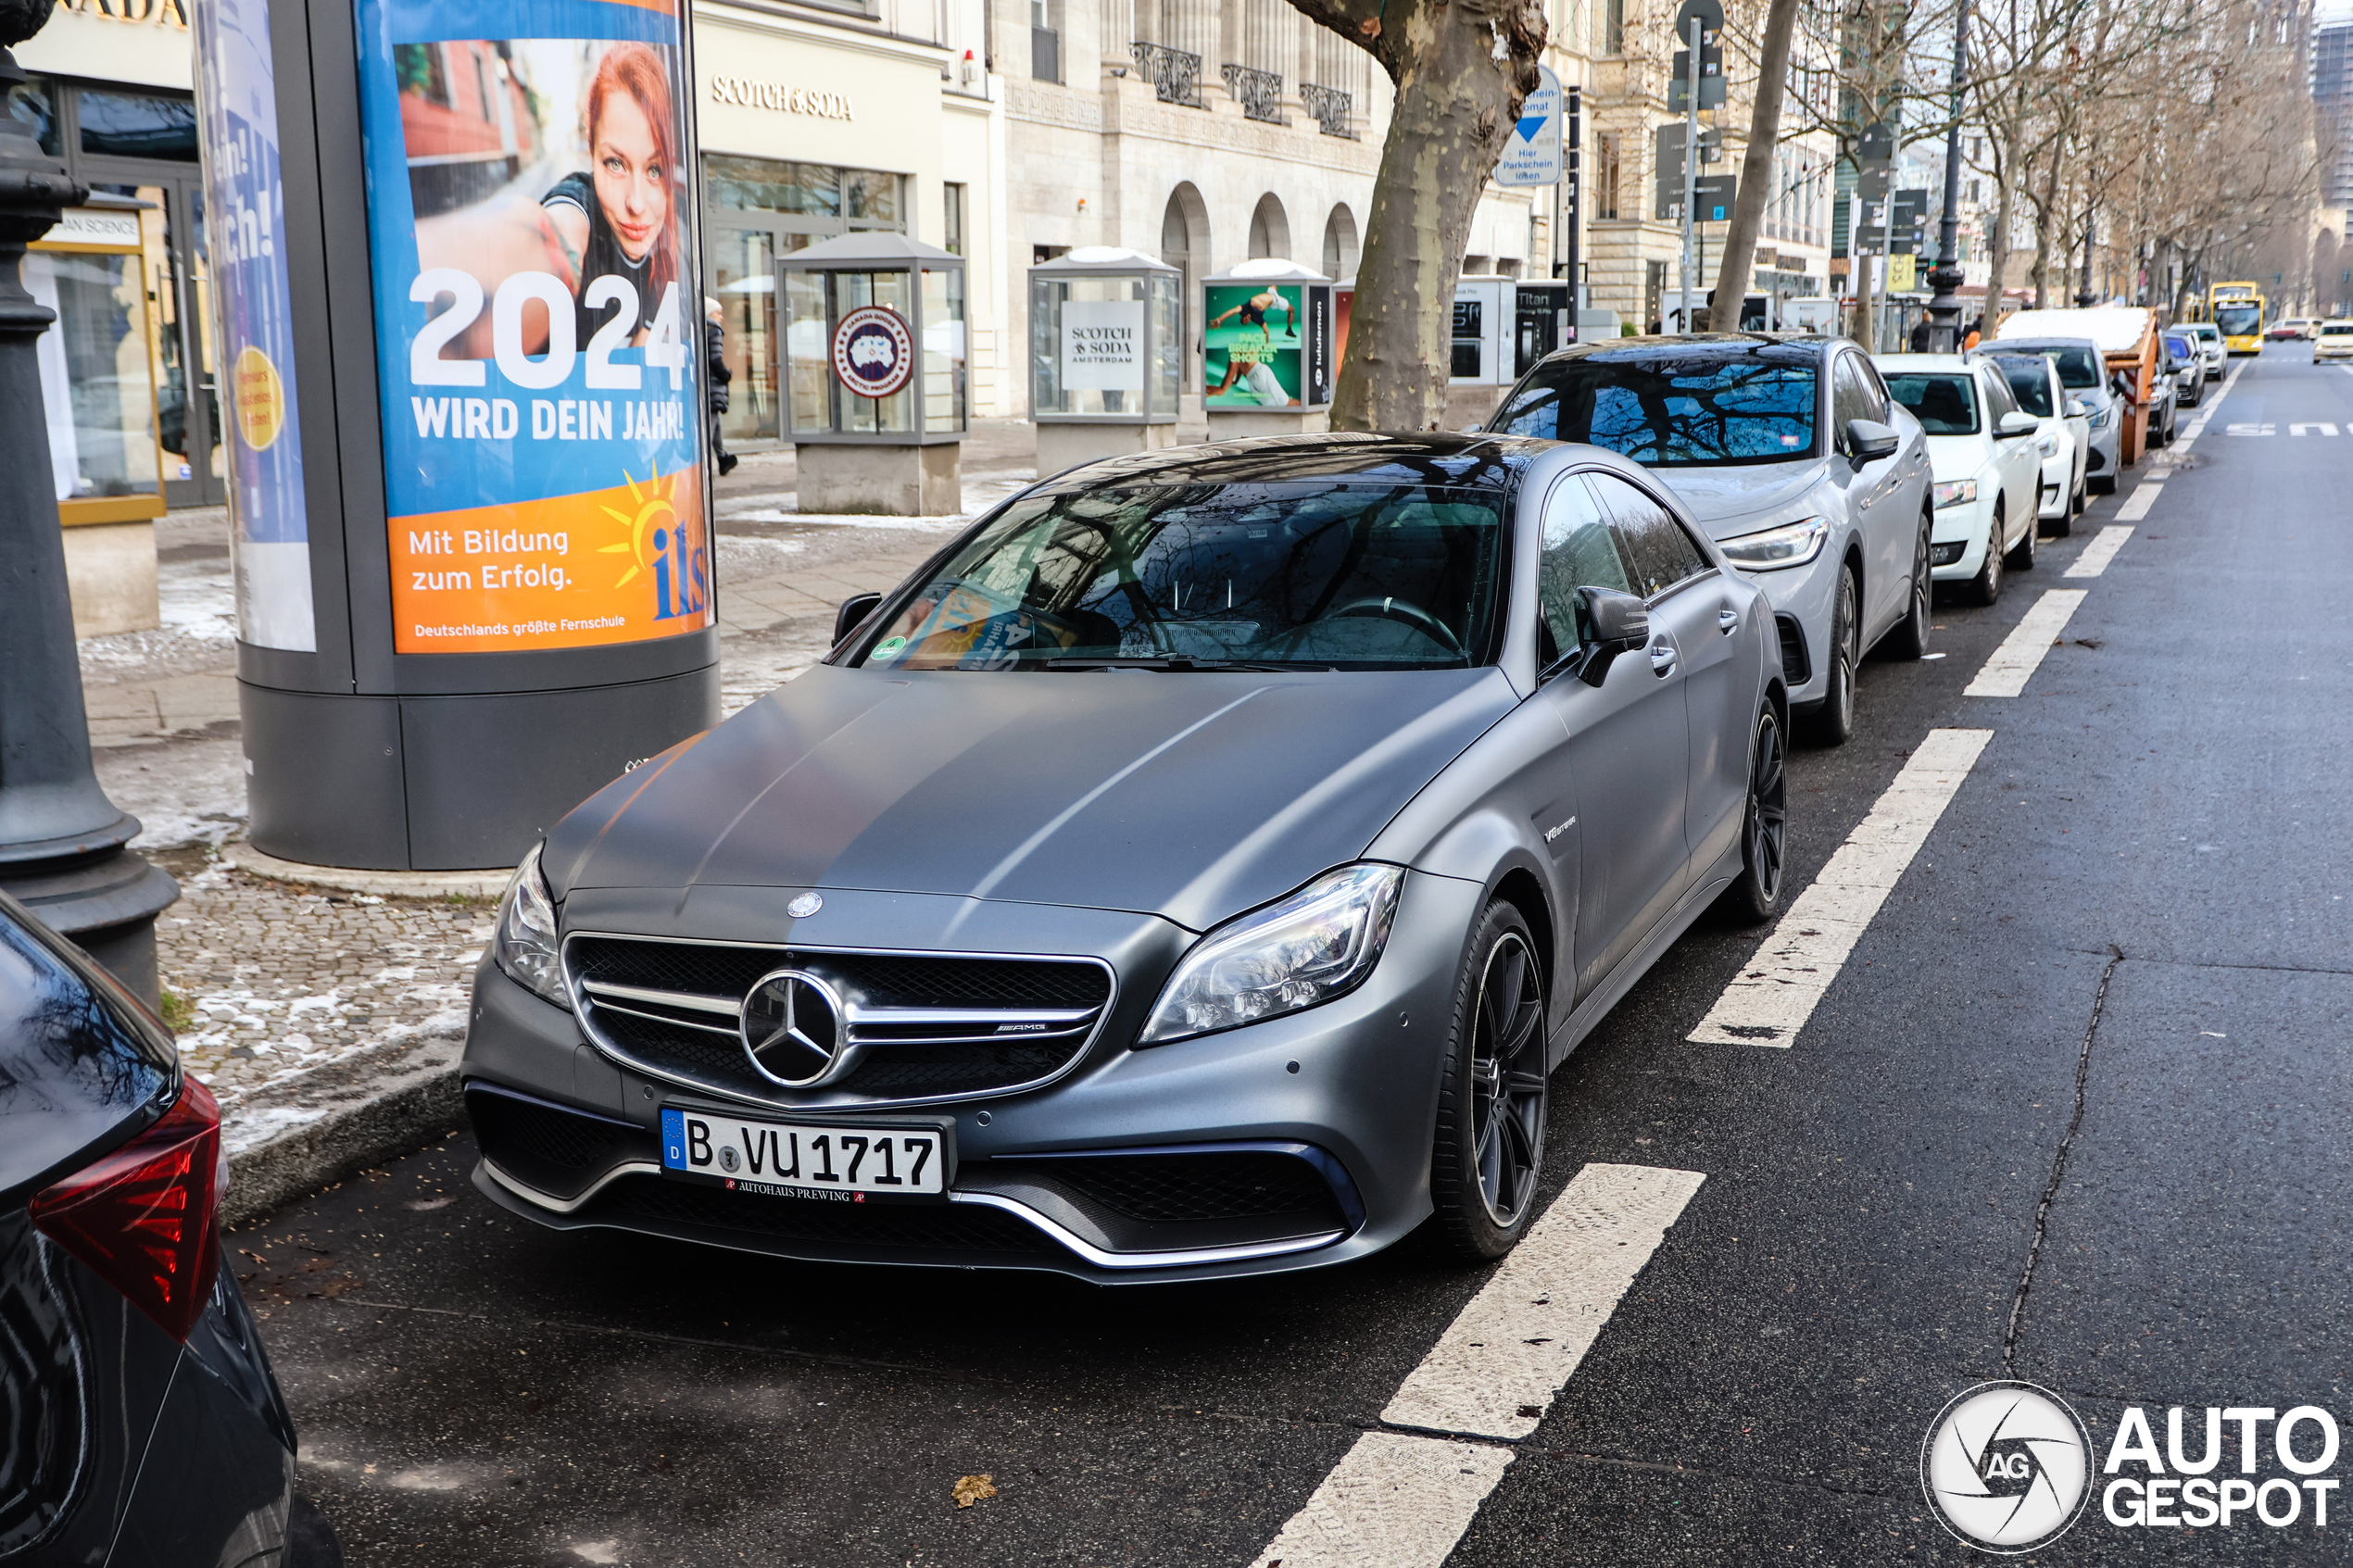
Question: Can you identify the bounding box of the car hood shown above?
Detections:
[1652,457,1833,539]
[543,664,1519,933]
[1922,433,1999,482]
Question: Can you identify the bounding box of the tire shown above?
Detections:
[1879,513,1931,659]
[1968,506,2005,605]
[2090,471,2117,495]
[1431,900,1548,1261]
[2005,493,2037,571]
[1797,562,1860,746]
[1717,704,1789,925]
[2055,477,2080,535]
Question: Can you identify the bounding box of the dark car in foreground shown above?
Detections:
[0,892,333,1567]
[462,435,1787,1281]
[1486,334,1932,748]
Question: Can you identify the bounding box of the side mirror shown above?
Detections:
[2064,398,2090,419]
[1995,411,2040,438]
[835,591,885,646]
[1844,418,1901,467]
[1574,585,1649,686]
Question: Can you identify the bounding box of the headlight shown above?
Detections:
[2088,406,2113,429]
[494,842,568,1008]
[1932,480,1979,508]
[1139,863,1403,1046]
[1716,516,1830,571]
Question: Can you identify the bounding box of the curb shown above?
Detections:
[220,1031,471,1229]
[222,841,512,901]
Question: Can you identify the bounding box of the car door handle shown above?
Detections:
[1648,641,1679,676]
[1718,607,1741,635]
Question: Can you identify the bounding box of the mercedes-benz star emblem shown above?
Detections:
[787,892,823,919]
[739,969,843,1087]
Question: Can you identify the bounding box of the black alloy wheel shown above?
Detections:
[1969,505,2006,605]
[1880,514,1932,659]
[1720,704,1789,924]
[1798,563,1859,746]
[1432,902,1548,1260]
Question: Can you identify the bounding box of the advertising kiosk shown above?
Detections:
[1202,258,1332,437]
[1027,245,1181,472]
[780,231,967,515]
[193,0,720,871]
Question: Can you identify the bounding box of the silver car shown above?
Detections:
[1987,337,2125,492]
[1489,334,1934,747]
[462,436,1786,1280]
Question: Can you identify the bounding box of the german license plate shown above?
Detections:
[660,1109,949,1201]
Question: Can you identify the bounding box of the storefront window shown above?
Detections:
[842,169,900,226]
[6,77,59,157]
[25,251,161,501]
[78,89,201,162]
[711,227,778,443]
[706,155,843,217]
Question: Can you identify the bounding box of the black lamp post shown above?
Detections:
[1924,0,1970,353]
[0,5,178,1004]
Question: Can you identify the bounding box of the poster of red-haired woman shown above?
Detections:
[357,0,711,654]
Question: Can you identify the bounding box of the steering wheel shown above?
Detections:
[1319,596,1469,659]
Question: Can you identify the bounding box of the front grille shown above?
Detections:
[599,1176,1051,1255]
[1774,614,1811,684]
[1016,1150,1343,1225]
[565,935,1114,1108]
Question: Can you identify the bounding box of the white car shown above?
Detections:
[1874,355,2045,605]
[2315,320,2353,361]
[2179,320,2225,380]
[1973,350,2088,532]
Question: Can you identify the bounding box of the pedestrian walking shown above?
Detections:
[1909,316,1932,352]
[706,296,737,477]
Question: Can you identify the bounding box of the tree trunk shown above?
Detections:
[1709,0,1805,329]
[2031,146,2062,307]
[1983,132,2016,332]
[1287,0,1548,431]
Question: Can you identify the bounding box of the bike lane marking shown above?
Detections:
[1963,589,2088,698]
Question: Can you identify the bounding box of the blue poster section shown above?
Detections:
[353,0,701,522]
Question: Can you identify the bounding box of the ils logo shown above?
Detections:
[1922,1382,2094,1552]
[597,470,707,621]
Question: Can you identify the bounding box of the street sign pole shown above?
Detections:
[1681,14,1699,332]
[1928,0,1970,356]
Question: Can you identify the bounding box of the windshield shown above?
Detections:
[1491,347,1818,466]
[2324,323,2353,336]
[1885,373,1981,435]
[2214,305,2263,336]
[1987,358,2053,417]
[2165,336,2194,361]
[854,483,1506,671]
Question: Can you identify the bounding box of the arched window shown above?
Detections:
[1247,193,1290,261]
[1321,203,1360,281]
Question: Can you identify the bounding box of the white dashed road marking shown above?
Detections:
[2064,526,2134,580]
[2289,422,2339,436]
[2114,483,2162,521]
[1249,1163,1705,1568]
[1963,589,2088,698]
[1686,728,1992,1047]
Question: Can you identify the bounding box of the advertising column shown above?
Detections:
[208,0,722,872]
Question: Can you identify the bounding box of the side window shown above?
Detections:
[1982,367,2017,420]
[1588,472,1708,598]
[1535,474,1632,665]
[1831,353,1874,434]
[1856,357,1893,419]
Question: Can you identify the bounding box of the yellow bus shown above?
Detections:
[2208,282,2267,354]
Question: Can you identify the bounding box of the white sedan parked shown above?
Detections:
[1874,355,2045,605]
[1971,349,2087,533]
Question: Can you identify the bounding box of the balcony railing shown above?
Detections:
[1132,41,1203,106]
[1298,82,1355,138]
[1221,63,1286,122]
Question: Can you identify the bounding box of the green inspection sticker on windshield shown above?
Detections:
[874,636,908,658]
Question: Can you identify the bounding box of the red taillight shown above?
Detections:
[31,1078,222,1341]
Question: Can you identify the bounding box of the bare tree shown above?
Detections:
[1709,0,1808,326]
[1283,0,1549,430]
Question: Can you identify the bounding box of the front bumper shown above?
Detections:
[459,874,1485,1283]
[1929,492,1996,582]
[2037,448,2073,519]
[1730,546,1840,707]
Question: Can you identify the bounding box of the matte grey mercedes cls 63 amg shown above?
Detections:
[462,434,1788,1281]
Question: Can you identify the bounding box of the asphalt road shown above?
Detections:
[233,346,2352,1566]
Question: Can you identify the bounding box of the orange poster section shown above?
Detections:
[388,466,711,654]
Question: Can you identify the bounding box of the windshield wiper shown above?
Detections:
[1042,656,1317,672]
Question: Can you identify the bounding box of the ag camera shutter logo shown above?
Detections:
[1921,1381,2094,1552]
